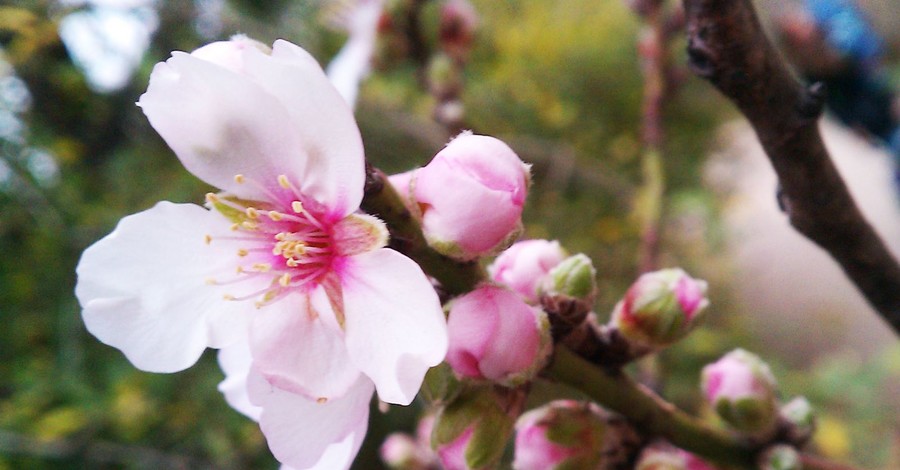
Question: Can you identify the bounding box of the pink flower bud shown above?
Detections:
[512,401,608,470]
[381,433,426,469]
[446,285,551,385]
[432,386,524,470]
[610,268,709,350]
[488,240,568,304]
[388,169,418,213]
[701,349,779,436]
[414,132,530,261]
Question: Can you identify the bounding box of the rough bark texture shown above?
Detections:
[682,0,900,335]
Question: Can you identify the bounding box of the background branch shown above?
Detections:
[681,0,900,334]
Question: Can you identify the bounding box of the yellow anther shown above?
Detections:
[236,266,245,274]
[234,174,246,184]
[278,174,291,189]
[286,259,299,267]
[245,207,260,219]
[275,232,287,241]
[204,234,212,245]
[205,192,220,203]
[291,201,304,213]
[230,223,240,231]
[205,277,217,285]
[316,397,327,404]
[223,294,236,301]
[241,221,259,230]
[278,273,291,287]
[252,263,272,272]
[237,249,249,257]
[268,211,283,221]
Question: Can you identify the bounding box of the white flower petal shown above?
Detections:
[75,202,257,372]
[242,40,365,218]
[138,52,308,202]
[250,292,362,400]
[340,249,448,405]
[248,369,373,470]
[217,340,261,421]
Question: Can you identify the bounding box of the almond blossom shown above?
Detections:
[75,36,447,469]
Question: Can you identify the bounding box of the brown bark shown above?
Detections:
[682,0,900,335]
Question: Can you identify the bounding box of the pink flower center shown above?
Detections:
[203,175,339,308]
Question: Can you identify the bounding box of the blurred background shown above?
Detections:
[0,0,898,468]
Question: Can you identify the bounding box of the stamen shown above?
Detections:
[204,234,212,245]
[252,263,272,272]
[291,201,304,214]
[241,221,259,230]
[223,294,236,301]
[277,174,292,189]
[245,207,260,219]
[205,277,217,285]
[230,223,240,231]
[234,174,246,184]
[316,397,327,404]
[205,192,220,203]
[268,211,284,221]
[237,249,249,257]
[278,273,291,287]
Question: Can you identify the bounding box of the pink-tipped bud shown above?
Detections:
[512,401,608,470]
[414,132,530,261]
[432,386,524,470]
[488,239,568,304]
[701,349,779,436]
[446,285,551,386]
[610,268,709,350]
[634,443,719,470]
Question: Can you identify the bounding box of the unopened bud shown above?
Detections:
[439,0,479,61]
[432,386,523,470]
[512,401,608,470]
[488,239,568,304]
[541,253,597,301]
[634,442,718,470]
[446,285,551,386]
[381,433,426,469]
[758,444,802,470]
[780,396,815,444]
[414,132,530,261]
[701,349,779,436]
[610,268,708,350]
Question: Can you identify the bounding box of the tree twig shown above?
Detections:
[681,0,900,335]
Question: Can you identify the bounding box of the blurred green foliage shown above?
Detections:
[0,1,897,469]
